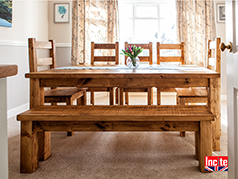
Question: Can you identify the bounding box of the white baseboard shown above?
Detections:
[8,103,29,119]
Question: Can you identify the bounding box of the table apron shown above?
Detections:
[40,78,209,88]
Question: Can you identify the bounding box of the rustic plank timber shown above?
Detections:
[199,121,212,172]
[210,78,221,151]
[94,56,116,62]
[94,43,116,49]
[33,121,200,132]
[159,44,182,49]
[17,105,214,122]
[37,58,53,66]
[20,121,38,173]
[40,78,210,88]
[159,57,183,62]
[0,65,18,78]
[35,41,52,49]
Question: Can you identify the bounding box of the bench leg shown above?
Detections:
[38,131,51,161]
[20,121,38,173]
[67,98,74,136]
[199,121,212,172]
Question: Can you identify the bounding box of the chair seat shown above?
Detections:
[45,88,87,98]
[176,88,208,97]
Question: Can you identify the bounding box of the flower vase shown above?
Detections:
[126,57,140,68]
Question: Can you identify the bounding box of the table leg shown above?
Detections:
[199,121,212,172]
[209,78,221,151]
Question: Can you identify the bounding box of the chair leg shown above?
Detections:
[157,88,161,105]
[179,97,186,137]
[116,88,119,104]
[66,98,74,136]
[147,87,153,105]
[91,91,95,105]
[125,92,129,105]
[109,87,114,105]
[120,88,124,105]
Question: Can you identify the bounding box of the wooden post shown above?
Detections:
[199,121,212,172]
[20,121,38,173]
[30,78,51,161]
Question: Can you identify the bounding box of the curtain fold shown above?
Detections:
[176,0,216,66]
[71,0,119,65]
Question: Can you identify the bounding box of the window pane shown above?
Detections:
[160,19,176,43]
[135,20,158,42]
[135,5,158,18]
[160,4,176,18]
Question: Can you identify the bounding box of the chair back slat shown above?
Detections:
[159,57,183,62]
[124,42,153,65]
[28,38,56,72]
[91,42,119,65]
[94,56,116,62]
[206,38,221,73]
[35,41,52,49]
[157,42,185,65]
[37,58,53,66]
[94,43,116,49]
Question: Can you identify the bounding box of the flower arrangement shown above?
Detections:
[121,45,143,67]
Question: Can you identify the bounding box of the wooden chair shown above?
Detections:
[156,42,185,105]
[28,38,87,136]
[90,41,119,105]
[121,42,153,105]
[176,38,221,137]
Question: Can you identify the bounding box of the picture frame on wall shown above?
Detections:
[217,4,225,23]
[54,3,69,23]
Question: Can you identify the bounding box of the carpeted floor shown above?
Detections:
[8,93,228,179]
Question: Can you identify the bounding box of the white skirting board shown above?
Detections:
[8,103,29,119]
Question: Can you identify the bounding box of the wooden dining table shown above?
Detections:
[25,64,221,160]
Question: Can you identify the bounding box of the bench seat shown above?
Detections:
[17,105,214,173]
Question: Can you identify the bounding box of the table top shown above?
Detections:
[0,65,18,78]
[25,64,220,79]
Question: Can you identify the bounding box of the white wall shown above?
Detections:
[0,0,49,114]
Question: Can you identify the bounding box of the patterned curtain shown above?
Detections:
[71,0,119,65]
[176,0,216,66]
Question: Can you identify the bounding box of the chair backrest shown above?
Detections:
[91,42,119,65]
[207,38,221,73]
[157,42,185,65]
[124,42,153,65]
[28,38,56,72]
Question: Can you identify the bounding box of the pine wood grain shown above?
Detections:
[0,65,18,78]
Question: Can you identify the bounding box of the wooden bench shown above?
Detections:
[17,105,214,173]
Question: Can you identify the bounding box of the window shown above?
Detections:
[119,1,177,63]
